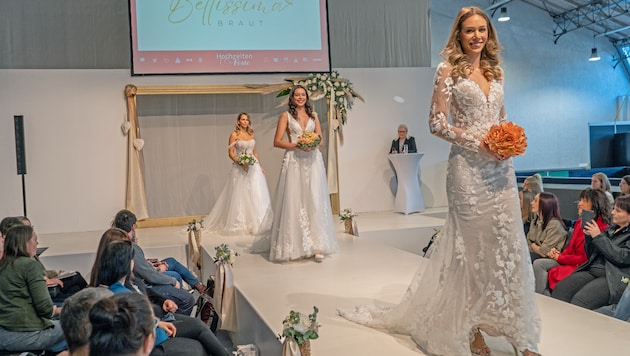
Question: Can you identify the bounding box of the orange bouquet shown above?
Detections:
[484,121,527,157]
[297,132,321,150]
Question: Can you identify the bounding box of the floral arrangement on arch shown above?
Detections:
[213,243,239,265]
[279,306,320,346]
[187,219,204,232]
[339,208,357,222]
[277,70,364,126]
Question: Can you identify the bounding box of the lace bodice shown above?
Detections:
[429,61,506,152]
[287,112,315,143]
[231,139,256,156]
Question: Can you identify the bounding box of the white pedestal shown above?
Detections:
[388,152,424,214]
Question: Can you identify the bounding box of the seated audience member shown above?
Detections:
[92,231,227,356]
[89,293,157,356]
[59,287,114,356]
[0,225,67,353]
[113,210,196,316]
[523,173,544,194]
[389,124,417,154]
[592,172,614,208]
[527,192,567,262]
[519,189,536,236]
[2,215,88,303]
[596,281,630,321]
[620,175,630,196]
[552,195,630,310]
[532,188,610,295]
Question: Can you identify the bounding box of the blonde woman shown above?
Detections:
[339,6,540,356]
[204,113,272,235]
[592,172,614,207]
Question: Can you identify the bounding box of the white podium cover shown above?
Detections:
[388,152,425,214]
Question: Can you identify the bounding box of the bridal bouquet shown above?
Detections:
[237,153,257,167]
[280,306,320,346]
[213,243,239,265]
[297,132,321,150]
[484,121,528,157]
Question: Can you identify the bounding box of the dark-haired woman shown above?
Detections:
[527,192,567,262]
[552,195,630,310]
[533,188,611,295]
[0,225,67,353]
[255,85,338,262]
[89,293,156,356]
[91,229,229,356]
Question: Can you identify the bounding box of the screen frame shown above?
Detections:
[128,0,332,76]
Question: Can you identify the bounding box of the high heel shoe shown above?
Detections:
[314,253,324,263]
[470,329,491,355]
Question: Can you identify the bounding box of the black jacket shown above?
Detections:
[389,136,417,154]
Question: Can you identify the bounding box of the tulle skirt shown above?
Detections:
[252,149,338,262]
[204,162,272,235]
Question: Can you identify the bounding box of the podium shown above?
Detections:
[388,152,424,214]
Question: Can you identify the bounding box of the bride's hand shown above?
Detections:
[478,142,504,161]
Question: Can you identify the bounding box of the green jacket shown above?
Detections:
[0,257,54,331]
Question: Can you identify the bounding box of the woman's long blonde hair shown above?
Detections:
[441,6,503,82]
[234,112,254,135]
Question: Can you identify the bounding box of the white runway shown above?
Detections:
[39,209,630,355]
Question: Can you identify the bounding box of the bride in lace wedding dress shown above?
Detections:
[338,7,541,356]
[204,113,272,235]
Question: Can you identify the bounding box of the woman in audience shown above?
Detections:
[527,192,567,261]
[620,175,630,196]
[592,172,614,207]
[523,173,544,194]
[0,225,67,353]
[89,293,156,356]
[532,188,610,295]
[519,189,537,236]
[91,229,229,356]
[552,195,630,310]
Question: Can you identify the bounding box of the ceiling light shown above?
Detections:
[498,7,510,22]
[589,47,601,62]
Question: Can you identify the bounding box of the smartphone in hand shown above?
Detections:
[581,209,594,229]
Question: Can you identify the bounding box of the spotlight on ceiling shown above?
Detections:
[589,47,601,62]
[498,7,510,22]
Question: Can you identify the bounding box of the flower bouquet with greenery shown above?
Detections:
[237,153,257,167]
[213,243,239,265]
[297,132,321,150]
[187,219,204,232]
[339,208,357,222]
[279,306,320,347]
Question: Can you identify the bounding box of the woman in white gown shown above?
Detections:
[338,7,541,356]
[265,85,338,262]
[204,113,272,235]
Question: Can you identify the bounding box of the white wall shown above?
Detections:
[337,68,449,212]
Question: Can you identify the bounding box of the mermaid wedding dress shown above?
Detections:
[338,62,541,355]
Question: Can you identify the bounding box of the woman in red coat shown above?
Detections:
[532,188,611,295]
